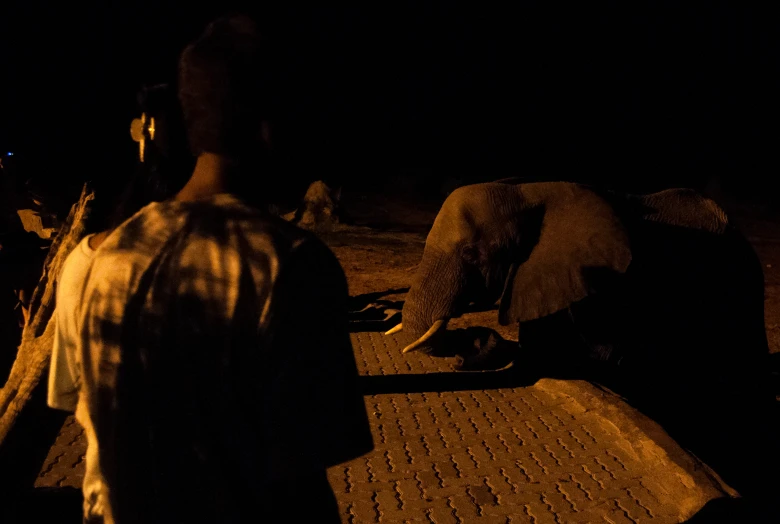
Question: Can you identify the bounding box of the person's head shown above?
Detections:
[87,84,195,233]
[177,14,271,165]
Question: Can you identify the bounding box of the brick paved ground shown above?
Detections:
[34,414,84,490]
[36,330,731,522]
[329,332,728,523]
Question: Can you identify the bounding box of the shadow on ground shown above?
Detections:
[599,362,780,522]
[0,487,82,524]
[356,319,780,522]
[0,382,79,523]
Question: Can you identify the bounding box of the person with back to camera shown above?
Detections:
[67,13,373,524]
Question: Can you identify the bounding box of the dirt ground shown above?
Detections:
[326,186,780,356]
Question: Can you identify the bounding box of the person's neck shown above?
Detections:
[174,152,232,202]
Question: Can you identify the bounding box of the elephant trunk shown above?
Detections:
[400,248,467,353]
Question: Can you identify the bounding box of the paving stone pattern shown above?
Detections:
[36,330,697,522]
[34,414,86,489]
[336,332,686,523]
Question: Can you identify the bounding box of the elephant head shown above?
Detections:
[389,182,634,354]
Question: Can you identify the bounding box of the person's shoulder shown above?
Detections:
[210,195,328,256]
[247,213,337,265]
[216,198,344,279]
[56,235,96,297]
[85,202,180,290]
[60,234,97,274]
[95,200,183,256]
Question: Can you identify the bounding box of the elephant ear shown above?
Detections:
[498,185,632,324]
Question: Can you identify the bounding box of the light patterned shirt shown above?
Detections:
[75,193,372,523]
[48,233,112,523]
[49,233,96,411]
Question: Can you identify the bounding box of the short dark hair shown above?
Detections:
[178,14,268,158]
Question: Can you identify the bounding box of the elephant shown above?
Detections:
[386,181,769,385]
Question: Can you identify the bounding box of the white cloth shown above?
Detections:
[47,232,109,523]
[48,234,96,411]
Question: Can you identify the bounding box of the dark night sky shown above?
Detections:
[1,1,779,203]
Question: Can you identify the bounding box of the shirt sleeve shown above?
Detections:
[263,237,373,476]
[76,246,146,522]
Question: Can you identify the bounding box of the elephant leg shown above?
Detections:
[518,308,589,371]
[452,328,517,372]
[568,296,622,363]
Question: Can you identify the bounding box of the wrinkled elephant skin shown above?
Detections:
[396,182,768,390]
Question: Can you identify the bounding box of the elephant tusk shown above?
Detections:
[402,318,449,353]
[385,323,403,336]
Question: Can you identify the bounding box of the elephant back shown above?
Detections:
[615,208,766,386]
[567,187,767,378]
[622,188,729,233]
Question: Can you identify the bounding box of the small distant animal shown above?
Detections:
[284,180,343,231]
